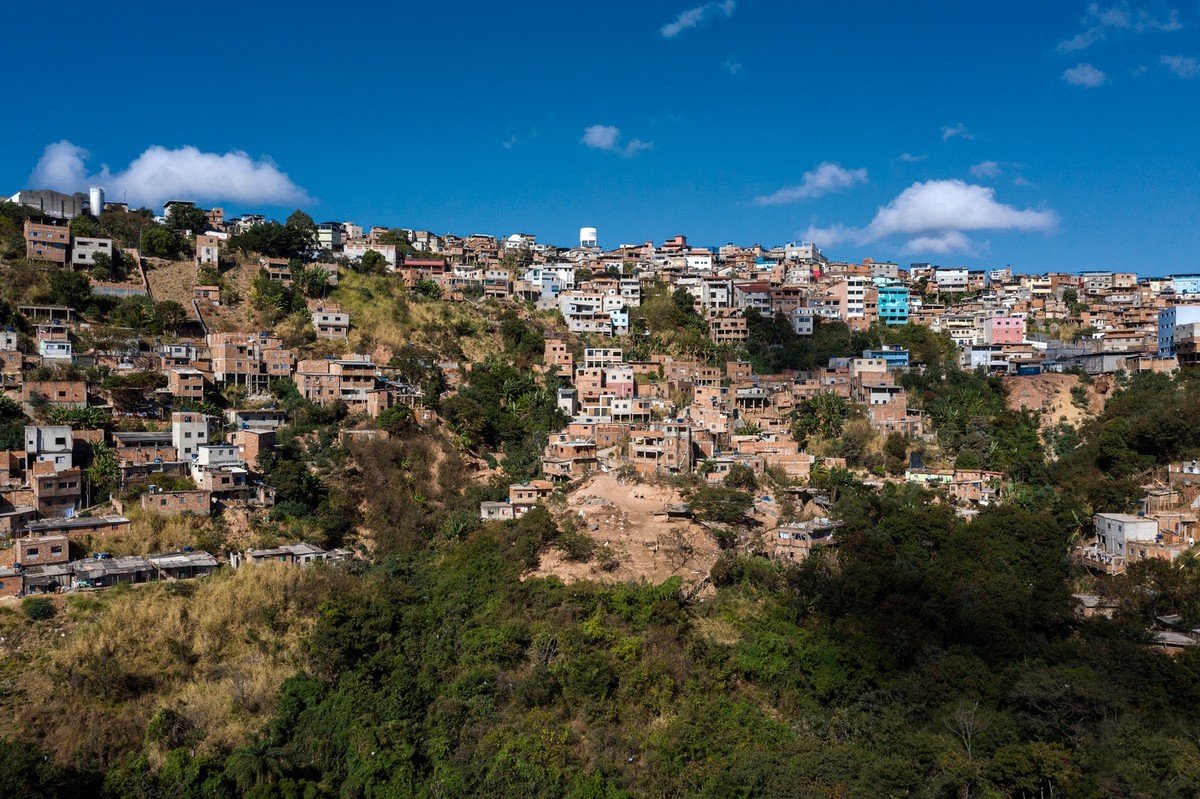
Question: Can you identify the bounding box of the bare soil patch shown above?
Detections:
[528,473,720,593]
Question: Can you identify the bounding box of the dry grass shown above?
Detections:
[73,507,225,558]
[330,272,502,363]
[0,563,351,769]
[142,258,197,306]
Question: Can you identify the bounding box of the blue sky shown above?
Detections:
[3,1,1199,274]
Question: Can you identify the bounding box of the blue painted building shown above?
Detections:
[1158,305,1200,356]
[1171,274,1200,296]
[877,284,909,325]
[863,347,910,368]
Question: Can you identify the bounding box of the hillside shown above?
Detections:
[1003,372,1108,429]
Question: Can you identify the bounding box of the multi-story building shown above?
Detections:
[343,242,396,266]
[168,367,206,401]
[1158,305,1200,356]
[984,316,1025,346]
[23,220,69,263]
[71,237,114,268]
[24,425,72,472]
[196,234,222,265]
[877,284,909,325]
[29,462,82,517]
[10,189,86,220]
[308,302,350,338]
[711,316,749,345]
[295,357,380,410]
[207,332,295,392]
[172,412,212,460]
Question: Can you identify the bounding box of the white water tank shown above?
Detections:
[580,226,598,249]
[89,186,105,217]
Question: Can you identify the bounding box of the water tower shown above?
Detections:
[579,226,598,249]
[88,186,105,218]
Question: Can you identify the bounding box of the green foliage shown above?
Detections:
[688,484,754,524]
[0,393,28,450]
[500,311,545,365]
[22,597,57,620]
[413,279,442,299]
[884,431,908,475]
[291,263,331,298]
[0,202,34,256]
[249,269,304,325]
[376,404,415,436]
[903,366,1045,482]
[357,249,388,274]
[723,463,757,491]
[441,360,566,481]
[164,204,210,234]
[790,390,854,445]
[743,311,863,373]
[47,269,92,309]
[284,209,316,240]
[98,208,156,248]
[229,221,309,260]
[139,226,188,259]
[69,214,106,239]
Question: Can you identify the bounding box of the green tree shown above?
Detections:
[358,249,387,274]
[153,300,188,333]
[413,279,441,298]
[791,391,853,444]
[884,432,908,475]
[292,264,331,298]
[285,209,317,240]
[377,405,415,436]
[724,463,758,491]
[689,485,755,525]
[98,207,156,248]
[69,214,105,239]
[165,204,210,233]
[47,270,92,309]
[229,221,309,259]
[89,251,113,281]
[85,441,119,503]
[140,226,185,259]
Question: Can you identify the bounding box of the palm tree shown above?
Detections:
[225,737,287,792]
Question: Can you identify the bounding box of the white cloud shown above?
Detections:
[904,231,977,255]
[753,162,868,206]
[580,125,653,157]
[969,160,1003,178]
[1058,2,1183,52]
[502,136,518,150]
[661,0,735,38]
[723,57,744,75]
[581,125,620,151]
[799,224,857,249]
[941,123,975,142]
[1161,54,1200,77]
[864,180,1058,240]
[29,140,311,210]
[799,179,1058,255]
[1063,62,1109,86]
[896,152,927,163]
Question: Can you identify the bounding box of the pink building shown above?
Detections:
[984,316,1025,346]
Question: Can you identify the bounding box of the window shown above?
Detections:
[51,546,62,555]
